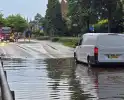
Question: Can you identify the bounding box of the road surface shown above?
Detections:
[0,39,124,100]
[0,39,74,100]
[0,39,74,59]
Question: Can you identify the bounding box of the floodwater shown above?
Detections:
[3,58,124,100]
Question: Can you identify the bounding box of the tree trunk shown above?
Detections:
[108,4,112,33]
[87,18,90,32]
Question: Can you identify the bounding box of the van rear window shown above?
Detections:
[83,36,96,45]
[98,35,124,47]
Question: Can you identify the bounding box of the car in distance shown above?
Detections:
[74,33,124,66]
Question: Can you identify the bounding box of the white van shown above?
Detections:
[74,33,124,66]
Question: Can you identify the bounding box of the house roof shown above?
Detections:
[59,0,67,3]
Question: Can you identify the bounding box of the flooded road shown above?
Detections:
[0,40,124,100]
[3,57,124,100]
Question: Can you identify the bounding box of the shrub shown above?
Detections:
[63,39,78,48]
[36,36,50,40]
[32,30,45,37]
[57,37,79,48]
[51,37,60,42]
[93,19,108,33]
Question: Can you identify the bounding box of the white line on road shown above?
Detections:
[40,44,55,58]
[15,44,55,58]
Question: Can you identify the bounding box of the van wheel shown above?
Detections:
[87,56,93,67]
[74,53,79,64]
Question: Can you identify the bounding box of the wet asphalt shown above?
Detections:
[0,40,124,100]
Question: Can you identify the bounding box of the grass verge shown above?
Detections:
[36,36,50,40]
[35,36,79,48]
[51,37,79,48]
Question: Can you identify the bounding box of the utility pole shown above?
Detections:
[108,6,112,33]
[108,0,112,33]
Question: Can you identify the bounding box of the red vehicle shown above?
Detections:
[0,27,12,42]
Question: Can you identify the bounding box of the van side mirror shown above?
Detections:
[75,42,79,46]
[78,39,83,46]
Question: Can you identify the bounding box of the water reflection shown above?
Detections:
[69,64,92,100]
[45,58,75,100]
[3,57,124,100]
[4,58,50,100]
[45,58,98,100]
[75,64,124,100]
[75,64,99,100]
[46,58,124,100]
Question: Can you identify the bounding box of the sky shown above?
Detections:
[0,0,48,20]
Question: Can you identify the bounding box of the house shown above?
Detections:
[59,0,68,19]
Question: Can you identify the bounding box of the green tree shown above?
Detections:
[34,13,44,25]
[68,0,98,34]
[67,0,81,36]
[101,0,122,32]
[30,13,45,31]
[44,0,67,36]
[96,0,123,32]
[0,13,6,26]
[6,14,28,32]
[68,0,123,33]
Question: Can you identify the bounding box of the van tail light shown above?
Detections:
[94,47,98,55]
[94,47,98,62]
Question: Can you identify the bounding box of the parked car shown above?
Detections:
[0,27,11,42]
[74,33,124,66]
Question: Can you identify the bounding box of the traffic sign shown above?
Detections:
[39,26,43,30]
[89,26,94,32]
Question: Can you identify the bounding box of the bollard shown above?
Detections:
[28,37,30,42]
[4,71,7,80]
[11,91,15,100]
[24,37,25,42]
[1,60,3,67]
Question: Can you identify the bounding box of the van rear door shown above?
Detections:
[97,34,124,63]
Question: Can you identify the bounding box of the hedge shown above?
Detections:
[36,36,50,40]
[51,37,79,48]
